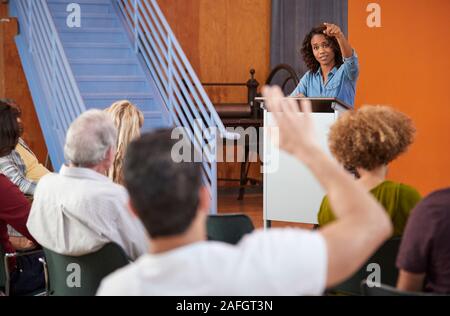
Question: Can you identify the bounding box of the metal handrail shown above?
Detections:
[115,0,239,212]
[14,0,86,168]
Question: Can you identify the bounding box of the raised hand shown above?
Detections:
[262,85,321,161]
[323,23,344,39]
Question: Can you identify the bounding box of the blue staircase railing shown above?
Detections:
[11,0,86,169]
[115,0,237,213]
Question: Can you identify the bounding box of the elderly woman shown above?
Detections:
[317,106,421,236]
[105,100,144,185]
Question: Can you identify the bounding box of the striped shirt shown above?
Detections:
[0,139,37,196]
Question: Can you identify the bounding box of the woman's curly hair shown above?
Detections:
[301,25,343,73]
[328,106,416,171]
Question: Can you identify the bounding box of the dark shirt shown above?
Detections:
[0,174,36,253]
[396,188,450,293]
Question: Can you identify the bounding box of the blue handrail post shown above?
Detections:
[28,0,33,53]
[211,132,218,214]
[11,0,87,169]
[113,0,237,214]
[133,0,138,53]
[167,36,174,117]
[51,33,56,125]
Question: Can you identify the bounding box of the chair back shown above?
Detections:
[43,243,129,296]
[207,214,255,245]
[361,280,436,296]
[331,237,402,295]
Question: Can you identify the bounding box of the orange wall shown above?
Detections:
[349,0,450,195]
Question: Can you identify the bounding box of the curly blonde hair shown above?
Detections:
[105,100,144,184]
[328,106,415,171]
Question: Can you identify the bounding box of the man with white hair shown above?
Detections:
[27,110,147,260]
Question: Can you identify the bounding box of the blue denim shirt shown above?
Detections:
[290,51,359,107]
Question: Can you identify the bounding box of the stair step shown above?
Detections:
[83,97,162,112]
[76,76,146,82]
[48,0,111,3]
[78,80,150,93]
[48,2,112,15]
[69,58,141,76]
[51,12,116,19]
[83,93,156,100]
[53,15,119,28]
[142,118,170,130]
[59,30,126,43]
[65,45,133,59]
[57,28,124,39]
[71,63,141,76]
[64,42,130,49]
[83,93,159,110]
[69,58,137,65]
[58,27,123,33]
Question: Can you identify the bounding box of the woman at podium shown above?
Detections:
[317,106,421,236]
[291,23,359,107]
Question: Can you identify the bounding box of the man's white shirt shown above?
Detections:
[27,165,148,259]
[97,229,327,296]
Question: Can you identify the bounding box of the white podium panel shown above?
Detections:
[263,111,338,225]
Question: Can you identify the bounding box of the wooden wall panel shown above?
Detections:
[0,4,48,165]
[159,0,271,103]
[158,0,271,184]
[157,0,201,73]
[0,3,6,16]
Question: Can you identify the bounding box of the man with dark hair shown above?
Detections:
[97,86,392,296]
[122,129,203,239]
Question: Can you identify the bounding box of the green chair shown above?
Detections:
[329,237,402,296]
[206,214,255,245]
[361,280,438,296]
[42,243,130,296]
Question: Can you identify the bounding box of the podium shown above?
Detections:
[256,97,351,228]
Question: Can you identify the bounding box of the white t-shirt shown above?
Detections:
[97,229,327,296]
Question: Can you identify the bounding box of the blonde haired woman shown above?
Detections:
[105,100,144,185]
[318,105,421,236]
